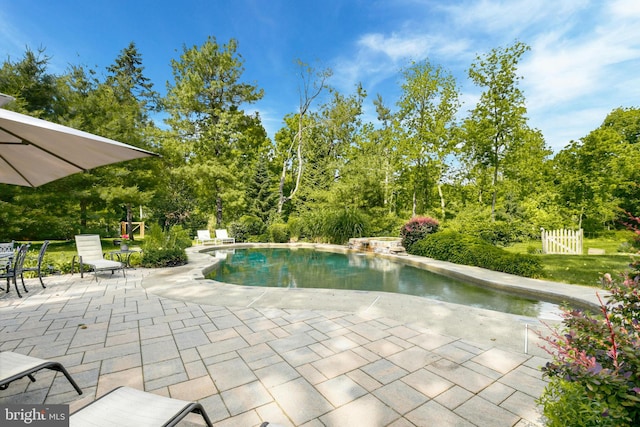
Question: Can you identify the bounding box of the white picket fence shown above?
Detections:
[541,228,583,255]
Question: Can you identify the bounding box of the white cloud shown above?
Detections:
[444,0,590,36]
[519,0,640,149]
[344,0,640,152]
[357,33,432,62]
[0,11,28,60]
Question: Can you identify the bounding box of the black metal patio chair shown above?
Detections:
[22,240,50,288]
[0,244,29,298]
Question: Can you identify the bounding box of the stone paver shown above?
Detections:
[0,246,561,426]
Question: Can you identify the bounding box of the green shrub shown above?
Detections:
[445,208,532,246]
[367,208,406,237]
[286,216,303,241]
[289,210,328,242]
[141,247,187,268]
[267,223,290,243]
[324,208,370,245]
[229,215,266,243]
[141,224,189,267]
[410,231,543,277]
[538,270,640,425]
[539,213,640,425]
[400,216,440,251]
[538,380,621,427]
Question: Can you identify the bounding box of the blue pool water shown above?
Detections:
[206,248,560,317]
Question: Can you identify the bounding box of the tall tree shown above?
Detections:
[164,36,266,226]
[397,60,460,218]
[464,41,530,220]
[308,84,366,205]
[370,94,404,214]
[0,47,58,117]
[100,42,159,240]
[276,61,331,214]
[553,107,640,231]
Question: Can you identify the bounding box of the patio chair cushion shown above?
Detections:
[0,351,82,394]
[196,230,216,245]
[70,386,213,427]
[215,229,235,244]
[74,235,125,281]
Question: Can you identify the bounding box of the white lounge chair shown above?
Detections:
[215,229,235,244]
[70,386,213,427]
[73,235,125,281]
[196,229,216,245]
[0,351,82,395]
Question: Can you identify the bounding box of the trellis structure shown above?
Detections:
[120,221,145,238]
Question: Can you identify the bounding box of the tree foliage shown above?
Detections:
[463,41,532,220]
[0,40,637,243]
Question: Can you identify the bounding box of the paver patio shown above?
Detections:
[0,246,573,426]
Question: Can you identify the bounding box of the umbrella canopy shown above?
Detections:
[0,108,158,187]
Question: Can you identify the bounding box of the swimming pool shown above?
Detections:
[206,247,561,317]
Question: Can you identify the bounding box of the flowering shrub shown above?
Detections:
[400,216,439,251]
[538,220,640,425]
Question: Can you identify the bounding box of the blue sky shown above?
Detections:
[1,0,639,152]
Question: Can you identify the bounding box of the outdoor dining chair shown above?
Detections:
[0,244,30,298]
[0,240,15,270]
[70,386,213,427]
[22,240,50,288]
[0,351,82,395]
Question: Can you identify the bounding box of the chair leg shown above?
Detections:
[38,268,46,289]
[50,363,83,395]
[12,276,22,298]
[192,404,214,427]
[20,274,28,294]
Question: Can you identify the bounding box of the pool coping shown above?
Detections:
[140,243,606,356]
[200,243,602,309]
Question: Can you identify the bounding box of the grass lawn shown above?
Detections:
[22,238,144,274]
[506,234,638,287]
[536,254,636,286]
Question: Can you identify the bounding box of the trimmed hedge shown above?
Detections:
[410,231,543,278]
[141,247,187,268]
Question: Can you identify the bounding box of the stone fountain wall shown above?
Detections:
[348,237,406,255]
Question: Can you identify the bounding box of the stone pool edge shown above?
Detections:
[140,243,605,356]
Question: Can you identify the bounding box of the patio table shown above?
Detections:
[108,248,142,268]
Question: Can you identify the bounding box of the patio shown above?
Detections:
[0,247,560,426]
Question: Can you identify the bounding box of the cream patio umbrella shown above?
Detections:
[0,94,158,187]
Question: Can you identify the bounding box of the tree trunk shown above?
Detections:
[80,200,87,228]
[277,158,288,214]
[438,183,446,218]
[491,145,499,221]
[412,188,417,217]
[126,203,134,242]
[216,196,223,226]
